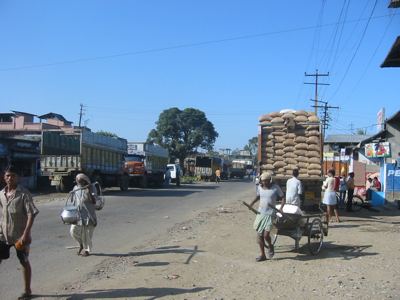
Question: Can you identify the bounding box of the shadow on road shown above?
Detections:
[34,286,212,299]
[92,245,202,265]
[275,242,377,261]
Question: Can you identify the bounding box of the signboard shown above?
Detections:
[365,142,390,158]
[386,164,400,192]
[377,108,385,132]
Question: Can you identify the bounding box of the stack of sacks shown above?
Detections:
[259,110,321,178]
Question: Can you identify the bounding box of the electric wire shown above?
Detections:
[0,12,394,72]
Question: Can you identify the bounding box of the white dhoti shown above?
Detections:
[70,224,95,253]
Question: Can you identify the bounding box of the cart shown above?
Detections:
[243,202,328,255]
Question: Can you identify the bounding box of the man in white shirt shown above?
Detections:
[286,169,303,207]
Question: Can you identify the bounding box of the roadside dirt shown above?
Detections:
[54,189,400,300]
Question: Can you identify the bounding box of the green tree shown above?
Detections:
[244,136,258,156]
[148,107,218,163]
[96,130,119,138]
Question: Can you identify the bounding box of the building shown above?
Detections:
[358,111,400,203]
[0,111,74,189]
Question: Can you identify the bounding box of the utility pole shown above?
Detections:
[78,103,85,128]
[310,100,339,138]
[304,69,330,114]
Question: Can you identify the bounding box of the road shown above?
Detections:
[0,179,253,300]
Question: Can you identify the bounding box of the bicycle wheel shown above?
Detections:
[352,195,364,212]
[308,218,324,255]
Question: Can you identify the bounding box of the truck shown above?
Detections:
[40,129,129,192]
[230,159,253,179]
[124,142,169,187]
[194,155,222,181]
[258,110,323,207]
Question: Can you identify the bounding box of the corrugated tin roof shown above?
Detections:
[324,134,371,144]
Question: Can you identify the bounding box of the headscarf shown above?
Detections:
[76,173,91,186]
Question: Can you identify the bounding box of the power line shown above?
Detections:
[310,99,339,138]
[327,0,378,103]
[304,69,330,114]
[0,12,395,72]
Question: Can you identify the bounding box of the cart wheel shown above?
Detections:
[308,219,323,255]
[352,195,364,212]
[264,227,278,249]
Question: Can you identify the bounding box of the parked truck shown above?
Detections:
[258,110,323,207]
[40,129,129,192]
[230,159,252,179]
[124,142,169,187]
[194,155,222,181]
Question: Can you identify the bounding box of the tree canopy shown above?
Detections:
[147,107,218,163]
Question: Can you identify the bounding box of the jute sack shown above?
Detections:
[267,134,274,139]
[272,131,286,136]
[308,144,320,152]
[286,133,296,139]
[282,112,295,119]
[295,136,307,143]
[261,164,274,171]
[294,150,307,156]
[285,158,297,165]
[275,136,285,143]
[307,136,320,145]
[306,151,320,158]
[308,163,321,170]
[266,141,274,147]
[309,157,321,164]
[294,110,308,116]
[283,139,295,147]
[269,112,282,118]
[295,143,308,150]
[308,115,319,122]
[298,162,309,169]
[259,114,272,122]
[275,149,285,156]
[283,146,295,153]
[297,156,308,163]
[308,170,321,176]
[306,130,320,137]
[273,161,286,169]
[283,152,297,159]
[277,168,285,174]
[274,143,284,150]
[306,125,320,131]
[294,115,308,122]
[271,117,284,124]
[284,164,298,170]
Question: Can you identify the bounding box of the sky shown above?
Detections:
[0,0,399,151]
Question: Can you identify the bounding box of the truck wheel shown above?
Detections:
[140,176,148,188]
[120,175,129,191]
[57,177,73,193]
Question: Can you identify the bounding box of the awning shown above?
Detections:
[381,36,400,68]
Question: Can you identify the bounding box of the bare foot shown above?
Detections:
[81,251,90,257]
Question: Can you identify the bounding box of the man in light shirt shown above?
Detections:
[286,169,303,207]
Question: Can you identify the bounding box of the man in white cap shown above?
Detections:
[249,171,285,261]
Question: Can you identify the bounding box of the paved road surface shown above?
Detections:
[0,179,253,299]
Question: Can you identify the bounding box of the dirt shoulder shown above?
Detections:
[58,189,400,300]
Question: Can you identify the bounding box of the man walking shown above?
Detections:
[286,169,303,208]
[346,172,355,212]
[0,166,39,300]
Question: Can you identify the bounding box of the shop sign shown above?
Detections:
[386,164,400,192]
[365,142,391,158]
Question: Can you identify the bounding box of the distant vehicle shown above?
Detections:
[40,129,129,192]
[230,160,250,179]
[166,163,182,186]
[194,156,221,181]
[125,142,169,188]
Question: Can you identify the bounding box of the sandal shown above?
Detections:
[256,255,266,262]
